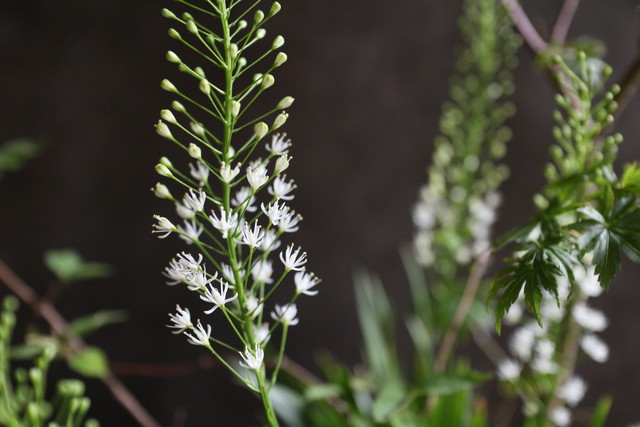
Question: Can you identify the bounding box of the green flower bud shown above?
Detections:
[172,101,186,113]
[188,143,202,159]
[190,122,205,137]
[228,43,238,59]
[161,9,177,19]
[160,156,173,168]
[199,79,211,95]
[152,183,172,199]
[161,79,177,92]
[156,164,173,177]
[254,122,269,140]
[269,2,282,17]
[272,35,285,50]
[155,121,173,139]
[272,112,288,129]
[168,28,181,40]
[255,29,266,40]
[186,19,198,34]
[253,73,263,82]
[273,52,287,67]
[166,51,180,63]
[275,153,290,174]
[254,10,264,24]
[237,20,248,30]
[277,96,295,109]
[194,66,206,78]
[160,109,177,124]
[230,100,241,117]
[261,74,275,90]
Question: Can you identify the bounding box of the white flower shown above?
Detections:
[294,271,321,296]
[176,203,195,219]
[247,166,268,190]
[497,358,521,381]
[220,263,244,286]
[241,222,265,248]
[503,301,523,325]
[278,210,301,233]
[557,376,587,407]
[200,281,238,314]
[185,321,212,346]
[163,252,204,285]
[509,325,536,361]
[265,133,291,154]
[220,162,241,183]
[268,175,296,200]
[575,265,602,297]
[152,183,172,199]
[412,201,438,230]
[271,303,299,326]
[254,323,271,345]
[251,259,274,284]
[261,201,288,226]
[177,220,203,244]
[572,303,608,332]
[189,161,209,185]
[183,189,207,212]
[209,208,239,239]
[184,267,218,291]
[274,154,290,174]
[279,245,307,271]
[232,186,257,212]
[152,215,176,238]
[246,295,263,318]
[239,345,264,370]
[259,229,281,252]
[581,334,609,363]
[167,305,192,334]
[549,406,571,427]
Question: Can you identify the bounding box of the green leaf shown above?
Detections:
[69,310,128,337]
[620,163,640,193]
[372,380,406,422]
[0,138,41,173]
[270,384,305,427]
[44,249,112,283]
[68,347,109,378]
[588,395,612,427]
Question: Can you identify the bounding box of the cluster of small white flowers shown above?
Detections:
[499,264,608,425]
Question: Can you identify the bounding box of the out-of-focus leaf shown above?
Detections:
[372,379,406,423]
[304,384,341,401]
[270,384,305,427]
[589,395,612,427]
[67,347,109,378]
[0,138,41,173]
[69,310,128,337]
[44,249,112,283]
[423,374,481,395]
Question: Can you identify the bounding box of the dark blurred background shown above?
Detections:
[1,0,639,426]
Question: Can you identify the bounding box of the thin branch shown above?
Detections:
[613,50,640,122]
[501,0,548,54]
[433,251,492,374]
[0,258,161,427]
[551,0,581,43]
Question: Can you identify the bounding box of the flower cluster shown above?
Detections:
[497,264,608,426]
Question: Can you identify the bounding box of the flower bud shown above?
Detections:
[194,66,206,78]
[199,79,211,95]
[272,112,288,129]
[237,57,247,69]
[275,154,290,174]
[269,2,281,16]
[277,96,294,109]
[228,43,239,59]
[182,12,193,21]
[273,52,287,68]
[254,10,264,24]
[230,100,241,117]
[254,122,269,140]
[168,28,181,40]
[155,163,173,177]
[190,122,205,137]
[160,109,177,124]
[152,182,172,199]
[162,8,177,19]
[161,79,177,92]
[160,156,173,168]
[166,51,180,63]
[155,121,173,139]
[188,143,202,159]
[261,74,275,90]
[171,100,186,113]
[237,20,248,30]
[253,73,263,82]
[186,20,198,34]
[255,29,266,40]
[272,35,285,50]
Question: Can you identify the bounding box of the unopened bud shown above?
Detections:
[190,122,205,137]
[277,96,294,109]
[275,154,290,174]
[160,109,177,124]
[188,143,202,159]
[182,12,193,21]
[152,183,172,199]
[155,121,173,139]
[168,28,181,40]
[228,43,238,59]
[166,51,180,63]
[199,79,211,95]
[160,157,173,168]
[230,100,241,117]
[171,100,186,113]
[253,73,263,82]
[194,66,206,78]
[269,2,281,17]
[186,20,198,34]
[237,57,247,69]
[162,9,177,19]
[155,163,173,177]
[261,74,275,90]
[255,29,266,40]
[161,79,177,92]
[272,35,284,50]
[274,52,287,67]
[254,10,264,24]
[272,112,288,129]
[238,20,248,30]
[254,122,269,140]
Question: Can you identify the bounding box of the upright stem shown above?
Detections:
[551,0,581,43]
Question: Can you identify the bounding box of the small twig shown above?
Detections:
[433,251,492,374]
[501,0,548,54]
[551,0,581,43]
[0,258,161,427]
[471,326,508,366]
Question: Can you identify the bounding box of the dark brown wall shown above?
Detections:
[1,1,639,426]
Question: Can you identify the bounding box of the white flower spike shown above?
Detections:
[167,305,193,334]
[185,321,212,347]
[239,345,264,370]
[200,281,238,314]
[279,244,307,271]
